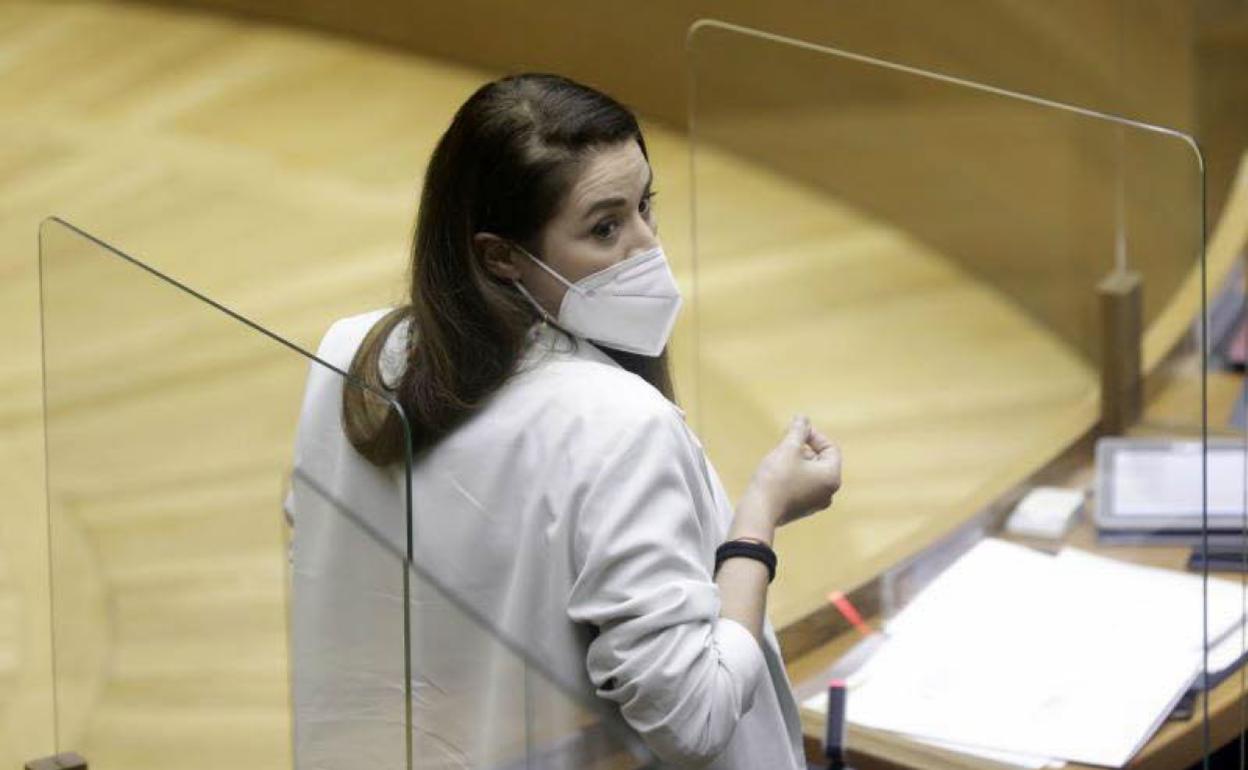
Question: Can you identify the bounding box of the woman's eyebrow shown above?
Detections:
[580,170,655,220]
[582,196,627,219]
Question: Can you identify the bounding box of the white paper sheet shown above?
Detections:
[841,538,1227,767]
[802,690,1064,769]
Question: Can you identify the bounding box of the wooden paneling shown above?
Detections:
[1,2,1243,767]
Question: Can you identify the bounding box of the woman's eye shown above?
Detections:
[592,220,618,240]
[640,190,657,216]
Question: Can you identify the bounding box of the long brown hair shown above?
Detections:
[344,73,676,466]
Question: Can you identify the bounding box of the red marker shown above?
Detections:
[827,591,872,637]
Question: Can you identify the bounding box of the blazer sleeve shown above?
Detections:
[565,404,767,767]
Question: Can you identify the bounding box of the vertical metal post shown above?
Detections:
[1098,270,1144,435]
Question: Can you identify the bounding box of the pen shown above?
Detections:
[825,591,872,770]
[826,679,850,770]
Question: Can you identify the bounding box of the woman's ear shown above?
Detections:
[474,232,521,282]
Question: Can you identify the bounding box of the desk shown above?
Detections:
[787,365,1248,769]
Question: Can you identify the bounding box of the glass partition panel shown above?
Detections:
[293,468,652,770]
[1,248,54,766]
[687,20,1232,770]
[37,217,413,769]
[38,217,654,770]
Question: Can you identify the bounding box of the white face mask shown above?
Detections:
[511,244,683,357]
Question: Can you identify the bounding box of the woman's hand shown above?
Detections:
[732,415,842,540]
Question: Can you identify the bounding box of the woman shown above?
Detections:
[287,72,842,769]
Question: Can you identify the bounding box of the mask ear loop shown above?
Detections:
[512,278,556,327]
[512,243,587,292]
[508,243,583,353]
[509,242,576,330]
[512,277,580,356]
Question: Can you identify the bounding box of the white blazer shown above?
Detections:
[286,308,807,770]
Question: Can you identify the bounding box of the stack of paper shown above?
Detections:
[802,538,1246,768]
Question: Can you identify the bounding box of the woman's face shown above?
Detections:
[498,139,659,318]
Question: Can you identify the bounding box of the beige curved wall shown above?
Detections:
[122,0,1247,218]
[121,0,1248,372]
